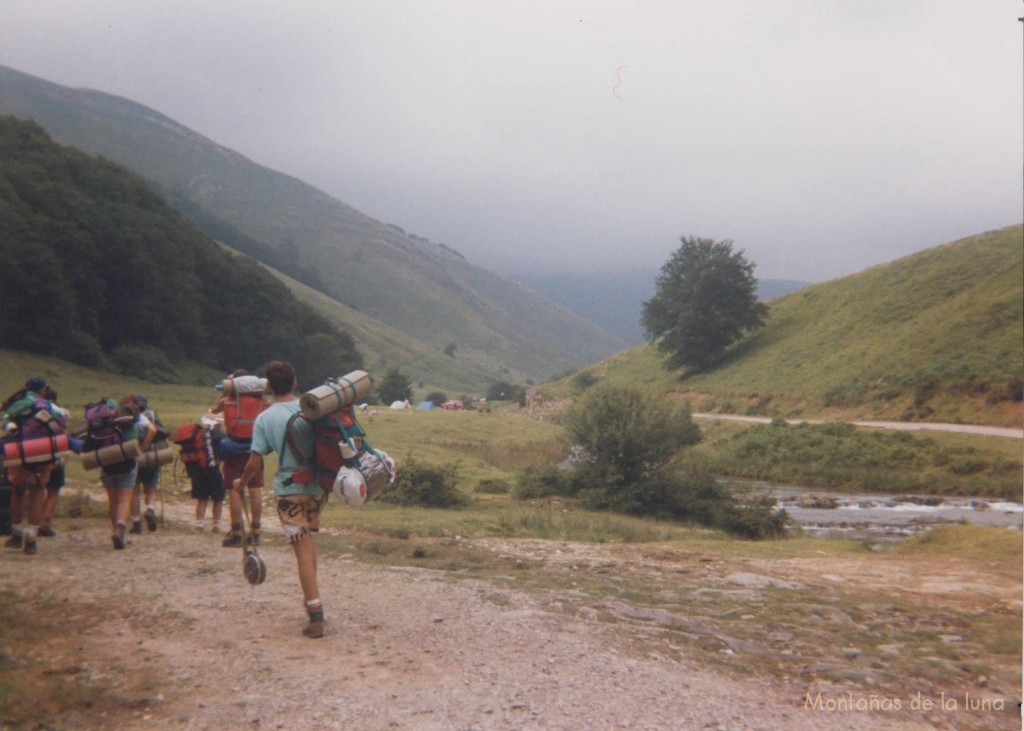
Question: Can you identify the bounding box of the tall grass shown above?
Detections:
[700,420,1022,498]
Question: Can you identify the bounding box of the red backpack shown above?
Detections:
[220,376,270,440]
[172,423,216,468]
[223,393,269,440]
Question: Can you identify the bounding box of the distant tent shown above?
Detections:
[390,400,410,410]
[417,400,436,411]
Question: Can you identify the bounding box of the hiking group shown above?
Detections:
[0,361,395,639]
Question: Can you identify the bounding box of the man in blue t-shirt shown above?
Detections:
[232,360,325,638]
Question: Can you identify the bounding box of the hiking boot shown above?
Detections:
[246,532,261,546]
[302,619,326,638]
[5,534,23,549]
[222,533,243,548]
[112,524,127,550]
[23,539,37,556]
[145,510,158,532]
[129,521,143,535]
[37,526,56,538]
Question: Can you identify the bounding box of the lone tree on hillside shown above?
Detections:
[378,368,413,404]
[641,236,768,372]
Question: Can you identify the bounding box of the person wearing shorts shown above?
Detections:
[85,398,154,550]
[130,395,164,534]
[212,370,266,548]
[2,377,67,555]
[219,452,264,546]
[232,360,326,638]
[186,457,225,532]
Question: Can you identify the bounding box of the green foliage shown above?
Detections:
[710,421,1023,498]
[474,478,511,494]
[557,385,783,538]
[289,331,362,391]
[443,342,456,358]
[565,385,701,491]
[570,370,599,392]
[379,459,468,508]
[424,391,448,407]
[511,466,570,500]
[486,381,526,404]
[575,464,786,539]
[0,116,362,379]
[0,68,631,393]
[109,344,176,383]
[377,368,413,404]
[642,236,768,372]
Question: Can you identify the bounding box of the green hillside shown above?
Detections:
[0,64,629,387]
[262,262,515,393]
[0,116,361,386]
[563,226,1023,427]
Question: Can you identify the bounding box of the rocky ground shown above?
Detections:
[0,490,1020,731]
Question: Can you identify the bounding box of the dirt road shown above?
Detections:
[693,414,1024,439]
[0,495,1019,730]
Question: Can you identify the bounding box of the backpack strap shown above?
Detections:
[281,411,316,487]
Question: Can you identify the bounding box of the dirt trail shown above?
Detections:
[0,494,1019,731]
[693,414,1024,439]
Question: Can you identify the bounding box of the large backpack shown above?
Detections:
[2,392,68,468]
[222,377,270,440]
[85,399,124,447]
[82,399,138,472]
[172,423,216,468]
[283,403,394,503]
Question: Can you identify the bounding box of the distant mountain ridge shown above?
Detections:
[0,64,629,389]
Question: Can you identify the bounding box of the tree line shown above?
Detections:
[0,117,361,386]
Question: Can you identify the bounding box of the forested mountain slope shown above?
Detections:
[0,64,629,387]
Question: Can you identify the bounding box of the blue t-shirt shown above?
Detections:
[251,400,316,496]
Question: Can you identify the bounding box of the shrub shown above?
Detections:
[53,330,105,368]
[565,385,701,492]
[512,466,569,500]
[570,371,599,392]
[110,344,177,382]
[424,391,448,407]
[474,478,511,494]
[379,459,468,508]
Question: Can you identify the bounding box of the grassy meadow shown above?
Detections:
[3,344,1019,557]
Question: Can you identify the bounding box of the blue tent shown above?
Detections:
[417,400,436,410]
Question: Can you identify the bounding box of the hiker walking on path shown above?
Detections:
[188,416,226,533]
[83,396,155,550]
[130,395,165,534]
[231,360,326,638]
[1,377,68,555]
[38,386,74,538]
[211,370,268,548]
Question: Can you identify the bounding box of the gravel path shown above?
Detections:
[1,494,1015,730]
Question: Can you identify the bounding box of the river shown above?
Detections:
[729,482,1023,542]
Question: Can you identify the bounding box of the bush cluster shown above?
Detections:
[511,385,787,539]
[379,459,467,508]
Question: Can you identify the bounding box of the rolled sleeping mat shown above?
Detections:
[80,439,141,470]
[300,370,374,420]
[2,434,71,467]
[137,445,175,469]
[220,375,267,396]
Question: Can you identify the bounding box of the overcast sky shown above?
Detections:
[2,1,1021,281]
